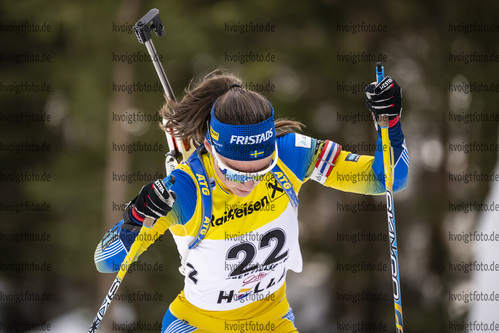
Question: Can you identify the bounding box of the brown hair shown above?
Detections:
[159,70,304,144]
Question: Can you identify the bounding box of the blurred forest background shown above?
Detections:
[1,0,499,332]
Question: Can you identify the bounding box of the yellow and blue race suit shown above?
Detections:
[94,122,409,332]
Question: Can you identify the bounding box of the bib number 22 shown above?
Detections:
[225,228,288,278]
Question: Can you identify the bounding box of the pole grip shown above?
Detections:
[133,8,164,44]
[376,63,389,128]
[376,62,384,84]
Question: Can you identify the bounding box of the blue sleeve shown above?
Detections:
[94,219,129,273]
[276,133,317,181]
[166,167,197,225]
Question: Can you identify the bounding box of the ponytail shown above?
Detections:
[159,70,304,144]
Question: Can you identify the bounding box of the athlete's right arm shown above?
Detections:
[93,168,198,273]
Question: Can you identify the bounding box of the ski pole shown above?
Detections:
[376,62,404,333]
[133,8,194,174]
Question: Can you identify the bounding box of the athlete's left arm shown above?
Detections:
[323,121,409,195]
[277,122,408,196]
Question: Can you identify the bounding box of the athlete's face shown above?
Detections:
[204,140,272,197]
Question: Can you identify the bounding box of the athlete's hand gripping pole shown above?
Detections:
[133,8,194,175]
[376,62,404,333]
[88,176,175,333]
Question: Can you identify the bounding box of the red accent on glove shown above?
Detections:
[389,115,400,127]
[131,206,146,223]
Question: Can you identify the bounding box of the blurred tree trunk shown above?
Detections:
[100,0,143,330]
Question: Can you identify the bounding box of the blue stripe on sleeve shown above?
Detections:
[166,168,198,226]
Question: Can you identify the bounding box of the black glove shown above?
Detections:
[132,176,176,221]
[365,76,402,126]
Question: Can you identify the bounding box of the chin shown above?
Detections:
[233,188,253,197]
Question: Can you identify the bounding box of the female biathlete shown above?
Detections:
[94,72,408,332]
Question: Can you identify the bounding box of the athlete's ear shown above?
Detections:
[204,139,211,153]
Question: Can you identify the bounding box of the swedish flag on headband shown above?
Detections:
[250,150,264,159]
